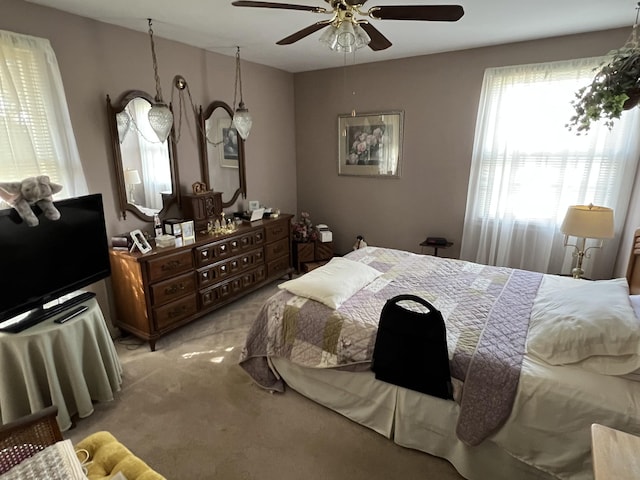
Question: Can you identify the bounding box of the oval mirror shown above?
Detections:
[106,90,179,221]
[197,101,246,207]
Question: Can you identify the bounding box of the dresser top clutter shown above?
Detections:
[109,214,294,351]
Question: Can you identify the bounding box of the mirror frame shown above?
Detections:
[106,89,180,221]
[197,101,246,208]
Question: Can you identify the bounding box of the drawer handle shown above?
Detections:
[201,251,209,258]
[231,241,238,248]
[220,265,227,272]
[161,260,181,271]
[202,271,209,279]
[220,245,227,252]
[165,283,186,295]
[168,305,188,318]
[243,257,249,264]
[231,261,238,268]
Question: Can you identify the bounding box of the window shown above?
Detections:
[460,58,640,279]
[0,29,87,199]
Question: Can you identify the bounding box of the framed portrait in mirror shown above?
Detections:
[216,118,239,168]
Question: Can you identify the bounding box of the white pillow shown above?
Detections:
[527,277,640,370]
[278,256,382,309]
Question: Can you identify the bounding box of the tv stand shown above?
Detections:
[0,291,96,333]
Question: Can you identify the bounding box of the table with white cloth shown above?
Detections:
[0,298,122,431]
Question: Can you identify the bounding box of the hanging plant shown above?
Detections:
[567,46,640,133]
[567,11,640,134]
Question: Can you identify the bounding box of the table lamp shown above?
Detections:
[561,204,614,279]
[124,169,141,204]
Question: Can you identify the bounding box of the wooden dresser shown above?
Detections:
[109,214,293,350]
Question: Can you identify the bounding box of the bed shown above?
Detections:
[240,233,640,480]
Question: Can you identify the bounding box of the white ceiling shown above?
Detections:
[24,0,638,73]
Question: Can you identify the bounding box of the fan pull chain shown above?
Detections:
[351,49,357,116]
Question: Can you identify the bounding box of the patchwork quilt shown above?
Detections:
[240,247,542,445]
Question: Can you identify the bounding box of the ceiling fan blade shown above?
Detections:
[359,22,392,51]
[232,1,326,13]
[277,21,331,45]
[369,5,464,21]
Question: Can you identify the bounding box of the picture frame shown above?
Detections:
[180,220,195,243]
[130,229,152,254]
[216,117,239,168]
[338,111,404,178]
[248,200,260,211]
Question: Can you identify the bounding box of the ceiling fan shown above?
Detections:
[231,0,464,52]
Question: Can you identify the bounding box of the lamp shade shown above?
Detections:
[124,169,142,186]
[233,102,253,140]
[148,103,173,142]
[561,204,614,239]
[116,111,131,143]
[319,22,370,53]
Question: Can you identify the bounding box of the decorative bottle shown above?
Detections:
[154,214,163,238]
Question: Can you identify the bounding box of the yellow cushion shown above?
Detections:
[75,431,165,480]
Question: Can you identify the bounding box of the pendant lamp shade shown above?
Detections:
[147,19,173,143]
[233,101,253,140]
[232,46,252,140]
[116,111,131,143]
[148,103,173,143]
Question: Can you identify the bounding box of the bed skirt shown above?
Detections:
[270,357,553,480]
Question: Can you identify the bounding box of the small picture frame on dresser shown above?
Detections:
[181,220,195,243]
[130,229,152,254]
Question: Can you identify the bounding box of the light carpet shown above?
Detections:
[65,281,464,479]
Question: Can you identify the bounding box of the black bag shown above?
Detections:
[371,294,453,400]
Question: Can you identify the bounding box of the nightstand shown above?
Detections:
[420,239,453,256]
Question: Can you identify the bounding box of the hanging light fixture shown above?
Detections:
[146,18,173,142]
[232,46,253,140]
[318,9,370,53]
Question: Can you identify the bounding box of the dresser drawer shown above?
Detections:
[196,230,266,267]
[196,248,264,288]
[153,293,198,330]
[265,217,290,242]
[146,251,194,283]
[150,271,196,306]
[265,237,289,262]
[199,265,266,309]
[267,256,290,279]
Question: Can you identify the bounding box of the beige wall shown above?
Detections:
[2,0,297,326]
[2,0,638,327]
[294,28,637,266]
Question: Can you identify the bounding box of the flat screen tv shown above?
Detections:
[0,193,111,326]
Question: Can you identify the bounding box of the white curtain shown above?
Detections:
[0,29,87,197]
[460,57,640,279]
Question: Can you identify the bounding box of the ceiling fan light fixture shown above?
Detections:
[319,24,339,49]
[320,21,370,53]
[354,24,371,49]
[337,21,357,48]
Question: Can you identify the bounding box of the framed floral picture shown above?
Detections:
[338,111,404,178]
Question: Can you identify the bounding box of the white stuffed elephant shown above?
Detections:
[0,176,63,226]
